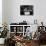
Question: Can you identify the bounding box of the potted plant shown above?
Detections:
[0,23,9,44]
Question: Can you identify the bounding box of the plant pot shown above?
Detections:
[0,38,5,44]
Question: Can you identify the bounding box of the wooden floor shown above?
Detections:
[0,44,4,46]
[0,44,46,46]
[40,45,46,46]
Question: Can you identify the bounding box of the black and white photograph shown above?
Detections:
[20,5,33,15]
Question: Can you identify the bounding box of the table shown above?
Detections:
[12,39,39,46]
[14,39,32,46]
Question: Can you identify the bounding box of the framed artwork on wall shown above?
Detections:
[20,5,33,15]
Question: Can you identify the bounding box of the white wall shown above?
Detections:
[2,0,9,25]
[0,0,2,27]
[3,0,46,26]
[2,0,6,24]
